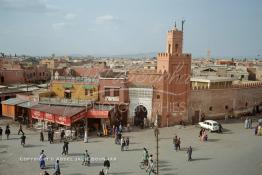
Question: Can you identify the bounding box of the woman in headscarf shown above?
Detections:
[39,150,46,169]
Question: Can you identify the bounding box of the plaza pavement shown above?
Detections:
[0,118,262,175]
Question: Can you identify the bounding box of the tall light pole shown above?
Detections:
[84,103,88,143]
[154,112,160,175]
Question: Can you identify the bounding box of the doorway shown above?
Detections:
[134,105,147,127]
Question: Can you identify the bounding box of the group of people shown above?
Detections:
[98,158,111,175]
[142,148,156,175]
[39,150,61,175]
[199,128,208,142]
[120,137,130,151]
[172,135,181,151]
[81,150,111,175]
[244,117,253,129]
[0,124,27,147]
[172,134,193,161]
[0,124,11,140]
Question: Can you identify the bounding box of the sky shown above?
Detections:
[0,0,262,58]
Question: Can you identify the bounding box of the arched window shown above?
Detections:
[175,44,179,53]
[168,44,171,53]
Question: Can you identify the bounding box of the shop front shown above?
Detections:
[30,104,86,129]
[86,108,111,135]
[1,98,27,120]
[17,101,37,126]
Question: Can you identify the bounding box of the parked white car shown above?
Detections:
[199,120,219,132]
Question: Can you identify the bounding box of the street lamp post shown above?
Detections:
[154,113,160,175]
[84,104,88,143]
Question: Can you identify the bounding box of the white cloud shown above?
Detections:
[52,22,66,30]
[65,13,76,20]
[0,0,57,13]
[96,15,119,24]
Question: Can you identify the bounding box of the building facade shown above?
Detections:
[128,26,192,127]
[50,76,99,102]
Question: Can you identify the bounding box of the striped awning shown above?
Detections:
[82,85,95,90]
[63,83,73,88]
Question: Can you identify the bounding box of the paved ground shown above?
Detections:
[0,118,262,175]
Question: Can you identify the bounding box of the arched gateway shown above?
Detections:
[134,105,147,127]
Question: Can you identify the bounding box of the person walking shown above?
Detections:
[199,129,203,140]
[61,143,66,155]
[218,123,223,133]
[114,132,118,145]
[18,124,24,135]
[173,135,178,150]
[40,130,44,142]
[177,138,181,151]
[39,150,46,169]
[117,132,122,145]
[257,125,261,136]
[54,159,61,175]
[103,158,110,175]
[249,118,252,129]
[254,125,258,135]
[127,123,130,132]
[50,130,54,144]
[120,137,125,151]
[187,146,193,161]
[61,140,69,155]
[203,130,208,141]
[48,130,51,143]
[64,140,69,155]
[60,130,65,142]
[125,137,129,151]
[82,150,90,166]
[0,127,3,140]
[142,148,149,167]
[5,126,10,140]
[99,169,105,175]
[244,118,248,129]
[201,129,207,142]
[20,133,26,147]
[119,123,123,133]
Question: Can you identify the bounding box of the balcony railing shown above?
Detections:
[51,76,99,83]
[39,97,94,106]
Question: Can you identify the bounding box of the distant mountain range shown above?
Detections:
[92,52,158,58]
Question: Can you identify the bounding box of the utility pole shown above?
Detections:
[154,112,160,175]
[84,103,88,143]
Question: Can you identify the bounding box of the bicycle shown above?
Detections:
[139,160,148,170]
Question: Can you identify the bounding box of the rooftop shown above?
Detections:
[31,104,85,117]
[1,98,27,105]
[191,76,235,83]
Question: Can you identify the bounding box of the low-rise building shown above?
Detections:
[191,76,234,89]
[50,76,99,102]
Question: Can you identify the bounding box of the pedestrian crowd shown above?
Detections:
[199,128,208,142]
[173,135,181,151]
[141,148,157,175]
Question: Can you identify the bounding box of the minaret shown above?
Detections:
[156,23,192,126]
[166,26,183,55]
[157,24,186,73]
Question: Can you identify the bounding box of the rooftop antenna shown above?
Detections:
[175,21,177,28]
[182,19,186,32]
